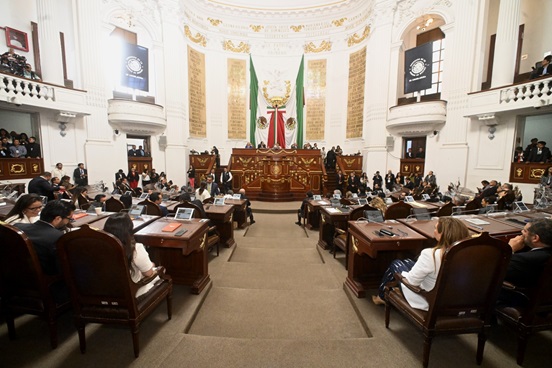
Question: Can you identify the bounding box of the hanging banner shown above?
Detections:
[404,42,432,94]
[228,59,247,140]
[346,47,366,139]
[306,59,326,141]
[121,43,149,91]
[188,46,207,138]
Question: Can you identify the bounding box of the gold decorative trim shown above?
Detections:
[207,18,222,26]
[343,158,357,167]
[290,25,304,32]
[199,233,206,249]
[256,148,297,154]
[301,158,315,166]
[331,18,347,27]
[197,157,209,165]
[185,25,207,47]
[10,163,25,174]
[347,26,370,47]
[304,40,332,53]
[223,40,250,54]
[352,236,358,254]
[250,25,264,32]
[262,80,291,106]
[530,168,545,179]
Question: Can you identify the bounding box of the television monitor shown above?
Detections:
[365,210,384,223]
[313,195,322,201]
[214,197,225,206]
[233,194,242,200]
[421,194,431,201]
[404,196,415,203]
[357,198,368,205]
[175,207,194,220]
[139,193,149,200]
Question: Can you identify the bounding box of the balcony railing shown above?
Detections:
[1,73,55,102]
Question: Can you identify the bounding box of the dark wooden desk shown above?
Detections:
[318,206,354,250]
[91,214,160,234]
[455,215,521,242]
[306,199,331,230]
[71,211,114,227]
[134,218,209,294]
[224,198,247,228]
[204,203,235,248]
[0,201,15,221]
[345,220,426,298]
[520,210,552,220]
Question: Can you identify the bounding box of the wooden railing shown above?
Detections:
[0,158,44,181]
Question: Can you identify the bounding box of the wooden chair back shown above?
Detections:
[0,224,70,348]
[384,201,413,220]
[464,199,480,214]
[173,201,203,218]
[137,199,162,216]
[350,204,379,221]
[105,196,125,212]
[435,201,453,217]
[57,224,172,357]
[384,232,511,367]
[496,256,552,365]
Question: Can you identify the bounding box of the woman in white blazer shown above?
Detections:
[3,194,42,225]
[373,217,470,311]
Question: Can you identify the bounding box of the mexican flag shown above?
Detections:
[249,55,304,149]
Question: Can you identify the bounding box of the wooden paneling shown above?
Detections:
[510,162,548,184]
[0,158,43,180]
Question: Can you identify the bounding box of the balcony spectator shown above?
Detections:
[9,139,27,158]
[530,55,552,79]
[26,136,41,158]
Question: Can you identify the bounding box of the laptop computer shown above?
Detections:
[40,195,48,205]
[421,193,431,201]
[333,194,341,199]
[124,191,133,197]
[232,194,242,200]
[128,205,145,220]
[513,201,529,212]
[214,197,225,206]
[352,193,358,198]
[139,193,149,200]
[404,196,415,203]
[365,210,384,223]
[330,198,340,207]
[385,197,393,205]
[357,198,368,205]
[174,207,194,220]
[313,195,322,200]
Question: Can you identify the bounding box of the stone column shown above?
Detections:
[36,0,65,84]
[491,0,521,88]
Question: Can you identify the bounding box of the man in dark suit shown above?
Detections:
[206,175,220,197]
[325,147,336,169]
[405,148,414,158]
[15,200,76,275]
[128,145,138,156]
[530,55,552,79]
[239,188,255,224]
[26,136,41,158]
[220,167,233,193]
[384,170,395,191]
[336,170,345,193]
[527,141,551,163]
[28,172,56,201]
[498,219,552,306]
[73,163,88,186]
[347,172,360,193]
[296,191,313,225]
[523,138,538,159]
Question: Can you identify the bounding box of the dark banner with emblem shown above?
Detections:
[404,42,432,94]
[121,43,149,91]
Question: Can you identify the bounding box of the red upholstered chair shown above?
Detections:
[495,257,552,365]
[384,232,511,368]
[57,224,173,357]
[0,224,71,349]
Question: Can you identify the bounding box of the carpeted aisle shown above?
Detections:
[187,212,369,341]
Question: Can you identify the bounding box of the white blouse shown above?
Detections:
[131,242,158,297]
[401,248,443,311]
[4,214,38,225]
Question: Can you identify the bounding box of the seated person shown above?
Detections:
[478,196,497,214]
[195,181,211,202]
[373,217,470,310]
[90,194,107,210]
[541,166,552,187]
[179,191,206,218]
[149,192,168,216]
[239,188,255,224]
[530,55,552,79]
[14,200,76,275]
[9,139,27,157]
[497,183,516,209]
[3,194,42,225]
[498,219,552,307]
[103,213,159,297]
[296,191,313,225]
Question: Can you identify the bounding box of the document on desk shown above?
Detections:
[410,202,427,208]
[325,207,341,213]
[318,200,330,205]
[465,218,490,226]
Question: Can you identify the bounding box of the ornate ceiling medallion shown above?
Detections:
[290,25,304,32]
[207,18,222,26]
[304,40,332,53]
[184,25,207,47]
[347,25,370,47]
[331,18,347,27]
[223,40,251,53]
[250,25,264,32]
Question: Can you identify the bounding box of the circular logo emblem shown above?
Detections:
[409,58,428,77]
[126,56,143,75]
[285,117,296,130]
[257,116,268,129]
[270,164,282,175]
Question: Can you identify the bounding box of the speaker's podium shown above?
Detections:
[230,148,324,201]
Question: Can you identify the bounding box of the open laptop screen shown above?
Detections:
[214,198,225,206]
[175,207,194,220]
[129,205,145,218]
[357,198,368,205]
[139,193,149,200]
[412,208,431,220]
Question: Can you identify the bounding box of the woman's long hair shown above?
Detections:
[433,217,470,267]
[5,193,41,220]
[104,212,135,269]
[198,181,207,195]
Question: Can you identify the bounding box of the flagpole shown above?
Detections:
[274,104,278,146]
